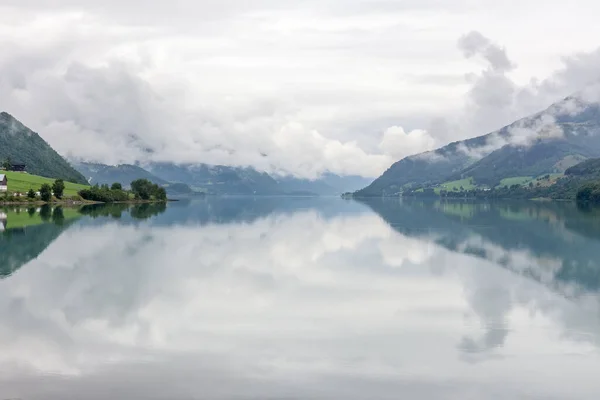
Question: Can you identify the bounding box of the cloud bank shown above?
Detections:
[2,2,600,177]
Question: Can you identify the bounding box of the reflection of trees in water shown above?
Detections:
[129,203,167,220]
[78,204,129,219]
[78,203,167,220]
[39,205,52,222]
[52,207,65,226]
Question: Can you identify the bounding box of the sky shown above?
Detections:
[2,0,600,178]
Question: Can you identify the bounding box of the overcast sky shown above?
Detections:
[2,0,600,178]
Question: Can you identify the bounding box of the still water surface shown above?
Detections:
[2,198,600,399]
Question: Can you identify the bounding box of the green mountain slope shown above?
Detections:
[565,157,600,177]
[0,112,87,184]
[453,139,596,186]
[356,94,600,196]
[355,131,511,196]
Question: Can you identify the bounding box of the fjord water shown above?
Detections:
[2,199,600,399]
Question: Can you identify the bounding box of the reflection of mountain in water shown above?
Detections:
[0,203,171,279]
[0,212,75,278]
[359,198,600,294]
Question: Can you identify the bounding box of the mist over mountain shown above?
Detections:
[356,91,600,196]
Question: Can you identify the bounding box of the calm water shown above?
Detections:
[2,198,600,399]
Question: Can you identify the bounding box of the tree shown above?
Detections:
[576,182,600,204]
[154,187,167,201]
[2,157,11,171]
[131,179,152,200]
[528,182,534,189]
[40,184,52,202]
[52,179,65,199]
[111,182,123,191]
[27,189,36,199]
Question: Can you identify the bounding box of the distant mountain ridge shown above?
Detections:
[73,162,169,187]
[144,162,281,195]
[275,173,372,195]
[144,162,369,195]
[356,92,600,196]
[0,112,87,184]
[72,160,370,196]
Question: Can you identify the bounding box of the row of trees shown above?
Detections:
[35,180,65,202]
[130,179,167,201]
[3,176,167,204]
[3,179,66,202]
[78,179,167,203]
[78,184,131,203]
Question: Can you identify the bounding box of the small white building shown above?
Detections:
[0,174,7,192]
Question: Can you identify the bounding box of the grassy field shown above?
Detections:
[1,170,89,197]
[497,174,564,189]
[496,176,533,188]
[435,177,477,193]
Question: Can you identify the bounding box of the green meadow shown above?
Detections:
[1,170,90,197]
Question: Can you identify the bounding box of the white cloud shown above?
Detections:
[2,2,600,177]
[378,126,436,160]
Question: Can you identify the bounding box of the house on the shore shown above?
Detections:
[10,162,26,172]
[0,174,7,192]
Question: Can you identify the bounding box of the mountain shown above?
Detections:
[72,162,197,195]
[73,162,169,187]
[452,140,593,186]
[70,159,371,196]
[356,94,600,196]
[0,112,87,184]
[314,173,373,194]
[276,173,372,195]
[145,162,281,195]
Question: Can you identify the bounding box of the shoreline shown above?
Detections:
[0,199,174,206]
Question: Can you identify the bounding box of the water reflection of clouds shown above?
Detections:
[1,203,600,399]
